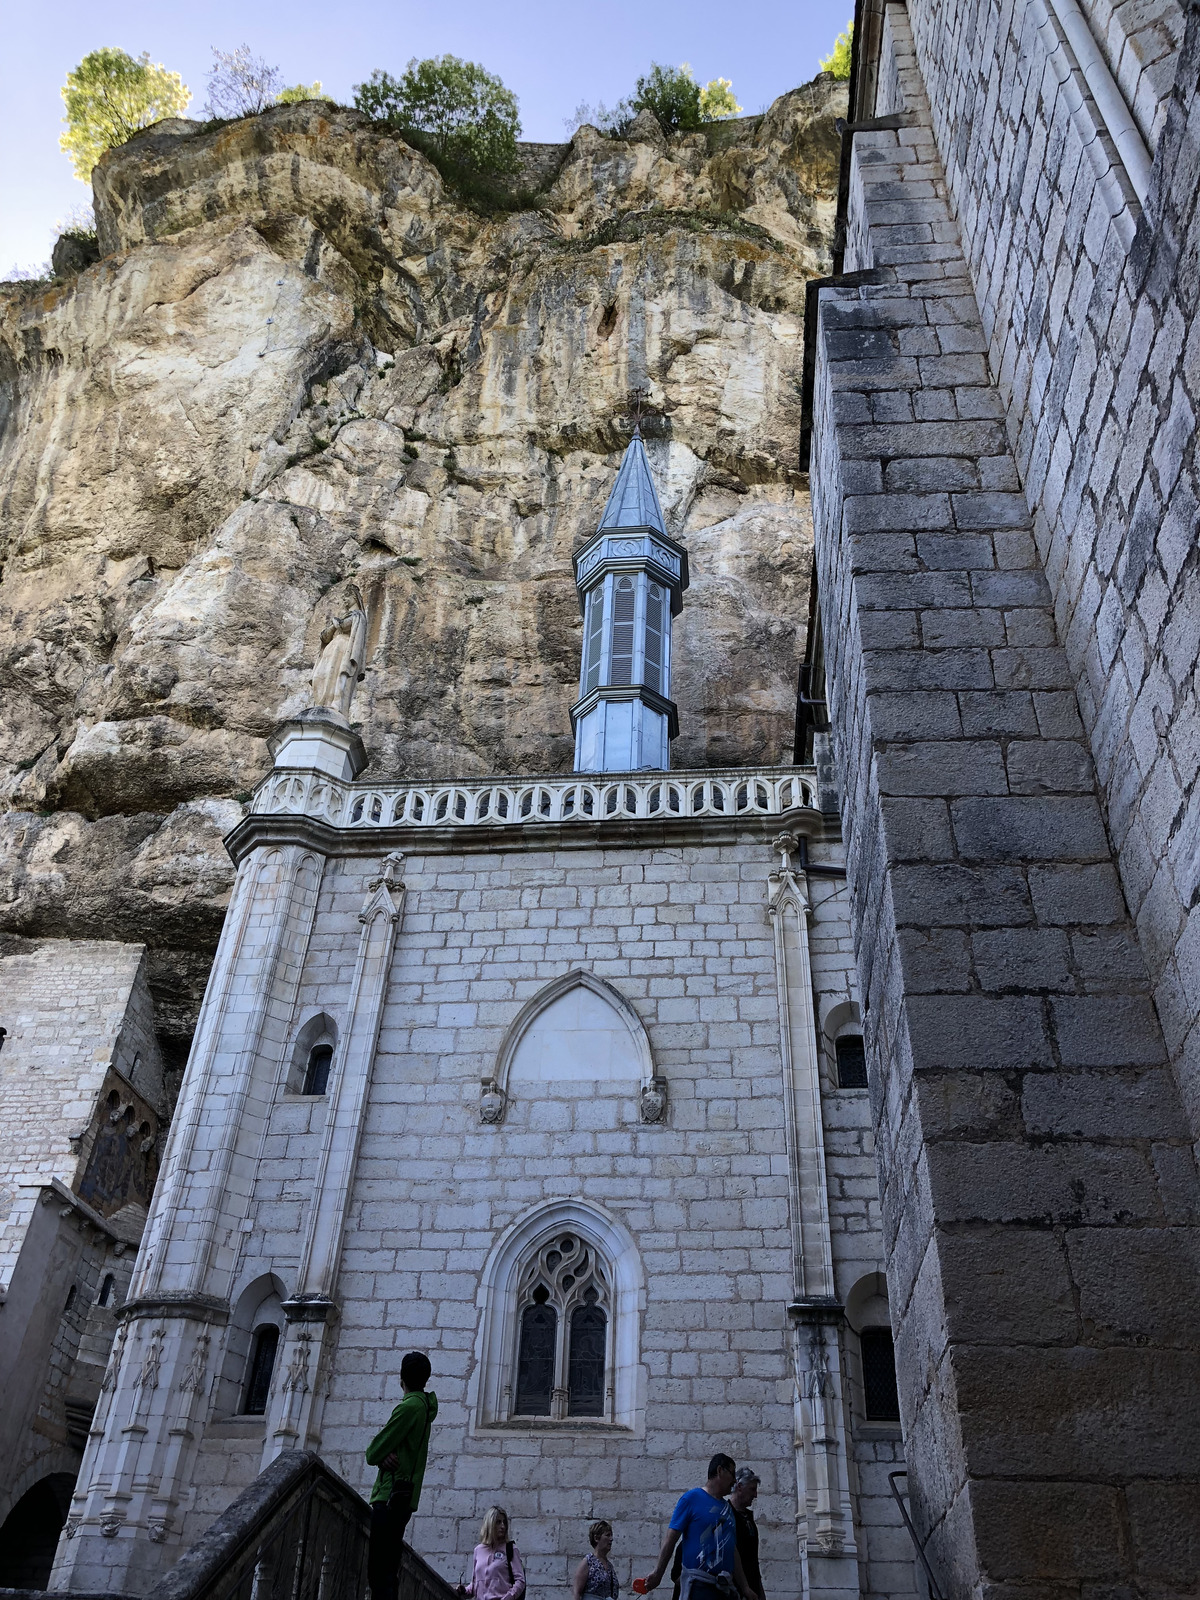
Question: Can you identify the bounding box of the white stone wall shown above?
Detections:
[173,836,913,1600]
[0,941,162,1291]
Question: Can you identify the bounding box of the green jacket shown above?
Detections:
[365,1389,438,1507]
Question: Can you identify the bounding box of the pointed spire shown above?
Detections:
[597,430,666,535]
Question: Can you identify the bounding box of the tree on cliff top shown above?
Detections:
[204,45,283,117]
[567,64,742,138]
[60,48,191,180]
[698,76,742,120]
[205,49,326,117]
[634,63,743,132]
[820,23,854,79]
[353,56,521,175]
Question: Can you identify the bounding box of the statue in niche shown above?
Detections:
[310,585,368,719]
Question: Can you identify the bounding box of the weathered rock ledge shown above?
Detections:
[0,77,845,1068]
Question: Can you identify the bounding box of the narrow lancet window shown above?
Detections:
[303,1044,334,1095]
[861,1326,900,1421]
[568,1290,607,1416]
[242,1325,280,1415]
[515,1288,556,1415]
[836,1035,868,1089]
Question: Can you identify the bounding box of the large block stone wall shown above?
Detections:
[0,941,157,1529]
[893,0,1200,1141]
[0,941,162,1287]
[812,8,1200,1593]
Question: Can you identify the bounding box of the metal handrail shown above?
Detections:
[887,1471,946,1600]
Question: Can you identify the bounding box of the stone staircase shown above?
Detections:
[2,1452,457,1600]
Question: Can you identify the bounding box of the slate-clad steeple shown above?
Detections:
[571,429,689,772]
[597,430,667,535]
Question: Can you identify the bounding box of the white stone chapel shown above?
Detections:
[51,434,916,1600]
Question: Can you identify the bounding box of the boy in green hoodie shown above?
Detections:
[366,1350,439,1600]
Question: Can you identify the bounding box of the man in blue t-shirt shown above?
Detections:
[639,1454,757,1600]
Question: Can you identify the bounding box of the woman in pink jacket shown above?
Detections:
[456,1507,527,1600]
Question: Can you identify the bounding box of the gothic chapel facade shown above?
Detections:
[32,0,1200,1589]
[52,436,914,1600]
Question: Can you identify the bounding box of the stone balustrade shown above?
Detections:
[251,765,819,831]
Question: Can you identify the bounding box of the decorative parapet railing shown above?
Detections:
[252,765,818,831]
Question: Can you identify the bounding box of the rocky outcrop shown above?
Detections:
[0,79,845,1063]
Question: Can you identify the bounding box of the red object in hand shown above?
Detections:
[633,1582,649,1593]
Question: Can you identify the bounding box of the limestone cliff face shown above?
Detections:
[0,79,845,1062]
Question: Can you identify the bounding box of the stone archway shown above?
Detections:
[0,1473,76,1588]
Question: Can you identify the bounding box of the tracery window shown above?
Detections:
[512,1234,610,1419]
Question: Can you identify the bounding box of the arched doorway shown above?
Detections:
[0,1473,76,1587]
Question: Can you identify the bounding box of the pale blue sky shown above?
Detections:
[2,0,850,274]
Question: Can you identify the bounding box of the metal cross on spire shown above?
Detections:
[625,385,650,437]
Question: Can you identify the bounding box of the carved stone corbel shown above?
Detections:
[639,1075,668,1123]
[480,1077,507,1125]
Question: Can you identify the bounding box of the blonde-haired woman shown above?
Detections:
[573,1520,619,1600]
[455,1507,526,1600]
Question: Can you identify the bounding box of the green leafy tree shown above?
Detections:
[820,22,854,79]
[60,48,191,180]
[625,64,743,134]
[698,76,742,120]
[277,82,324,104]
[353,56,520,175]
[632,63,702,132]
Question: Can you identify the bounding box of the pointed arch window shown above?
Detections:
[511,1234,611,1420]
[286,1013,338,1097]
